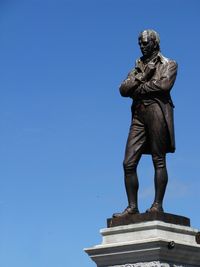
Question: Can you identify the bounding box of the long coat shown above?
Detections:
[119,52,178,154]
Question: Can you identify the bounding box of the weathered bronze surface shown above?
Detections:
[114,30,178,217]
[108,212,190,228]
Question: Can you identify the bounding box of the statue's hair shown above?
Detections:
[138,29,160,49]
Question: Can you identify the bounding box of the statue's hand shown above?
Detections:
[143,62,156,81]
[134,62,156,83]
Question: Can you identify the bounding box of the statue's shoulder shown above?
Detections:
[127,57,142,76]
[158,53,178,67]
[135,56,145,65]
[135,57,141,65]
[135,57,144,70]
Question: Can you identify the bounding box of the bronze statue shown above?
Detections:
[113,30,177,217]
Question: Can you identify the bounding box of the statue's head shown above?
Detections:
[138,29,160,57]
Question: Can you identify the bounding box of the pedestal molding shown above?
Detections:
[85,220,200,267]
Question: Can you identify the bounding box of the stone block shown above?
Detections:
[84,220,200,267]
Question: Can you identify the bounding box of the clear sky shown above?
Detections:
[0,0,200,266]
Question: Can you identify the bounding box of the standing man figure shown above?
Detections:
[113,30,177,217]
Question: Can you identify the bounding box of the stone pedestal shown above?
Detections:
[84,216,200,267]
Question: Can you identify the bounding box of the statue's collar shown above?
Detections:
[138,52,166,65]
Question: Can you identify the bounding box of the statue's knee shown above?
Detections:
[123,160,137,174]
[152,155,166,169]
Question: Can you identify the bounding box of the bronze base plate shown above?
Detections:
[107,212,190,228]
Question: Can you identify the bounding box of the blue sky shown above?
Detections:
[0,0,200,266]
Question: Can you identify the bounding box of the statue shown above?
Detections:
[113,30,178,217]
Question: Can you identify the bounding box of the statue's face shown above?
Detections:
[138,34,156,57]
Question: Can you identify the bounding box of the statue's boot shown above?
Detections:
[113,205,139,218]
[146,202,164,213]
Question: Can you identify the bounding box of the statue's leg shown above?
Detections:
[122,163,140,213]
[123,152,142,212]
[113,114,146,217]
[150,154,168,212]
[145,103,169,212]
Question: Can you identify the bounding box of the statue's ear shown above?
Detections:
[152,41,157,50]
[153,40,160,51]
